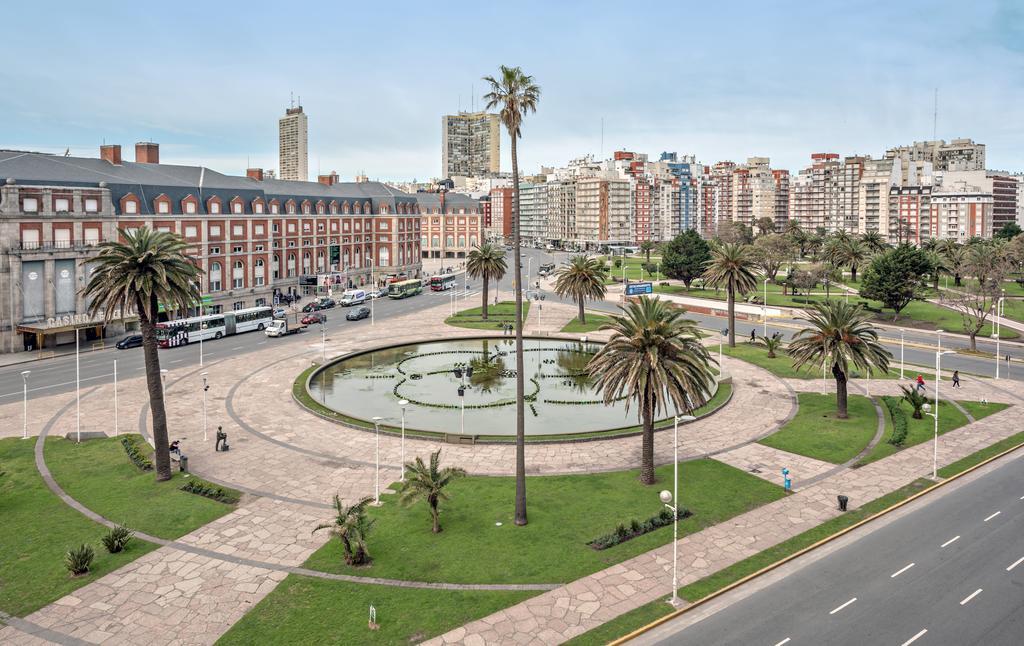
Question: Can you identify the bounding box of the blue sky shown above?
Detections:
[2,0,1022,180]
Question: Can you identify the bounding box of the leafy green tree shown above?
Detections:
[465,243,507,320]
[826,238,869,282]
[859,245,932,320]
[789,226,810,258]
[313,495,375,565]
[553,255,607,323]
[661,230,711,289]
[588,297,715,484]
[995,222,1022,240]
[788,301,891,418]
[400,450,467,534]
[84,228,200,481]
[702,243,758,347]
[941,245,1011,350]
[755,216,776,236]
[752,234,794,281]
[484,65,540,527]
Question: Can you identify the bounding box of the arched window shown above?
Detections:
[287,253,296,277]
[232,261,244,288]
[209,262,222,291]
[343,249,350,268]
[421,235,428,248]
[446,235,454,247]
[254,259,265,286]
[398,246,405,265]
[379,247,390,267]
[272,254,280,279]
[431,235,440,248]
[458,235,466,248]
[469,235,478,247]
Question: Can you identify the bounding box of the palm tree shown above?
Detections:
[465,243,507,320]
[900,385,927,420]
[400,449,467,533]
[758,333,784,358]
[84,228,200,481]
[588,297,716,485]
[924,250,949,290]
[639,241,656,263]
[553,255,607,323]
[837,239,869,282]
[312,495,374,565]
[484,65,540,527]
[860,231,888,255]
[942,243,967,287]
[702,243,758,348]
[788,301,891,418]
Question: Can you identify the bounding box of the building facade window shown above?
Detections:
[232,261,244,289]
[209,262,222,292]
[23,197,39,213]
[55,198,70,213]
[84,198,99,213]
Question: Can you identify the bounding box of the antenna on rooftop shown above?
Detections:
[932,88,938,141]
[600,117,604,159]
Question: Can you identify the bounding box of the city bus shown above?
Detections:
[430,275,457,291]
[156,306,274,348]
[388,279,423,299]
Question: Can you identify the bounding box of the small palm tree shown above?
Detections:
[400,450,467,533]
[313,495,374,565]
[554,255,607,323]
[702,243,758,347]
[84,228,200,481]
[466,243,507,320]
[788,301,891,418]
[900,385,928,420]
[484,65,541,527]
[758,333,784,358]
[860,231,888,255]
[588,297,716,484]
[639,241,657,263]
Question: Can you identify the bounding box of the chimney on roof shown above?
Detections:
[135,142,159,164]
[247,168,265,181]
[100,144,122,165]
[318,170,339,186]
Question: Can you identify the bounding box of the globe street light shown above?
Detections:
[20,370,30,440]
[660,413,695,608]
[762,278,769,338]
[113,360,119,437]
[398,400,409,482]
[201,372,209,442]
[372,416,383,505]
[922,350,954,479]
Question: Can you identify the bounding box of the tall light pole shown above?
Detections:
[660,413,695,608]
[371,416,383,505]
[199,320,207,367]
[160,368,168,399]
[113,360,118,437]
[935,329,943,385]
[994,296,1004,379]
[75,327,81,443]
[398,399,409,482]
[20,370,30,440]
[201,372,209,442]
[370,260,375,326]
[924,350,954,479]
[899,329,905,380]
[321,319,326,362]
[763,278,769,338]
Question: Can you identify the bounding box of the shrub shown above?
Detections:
[589,507,692,550]
[630,519,642,534]
[101,525,135,554]
[65,544,94,576]
[180,478,240,504]
[120,436,153,471]
[884,396,909,447]
[900,385,928,419]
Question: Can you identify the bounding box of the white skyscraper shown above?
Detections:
[279,105,308,181]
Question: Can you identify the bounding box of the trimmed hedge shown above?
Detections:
[588,507,691,551]
[883,396,909,446]
[180,477,240,505]
[120,436,153,471]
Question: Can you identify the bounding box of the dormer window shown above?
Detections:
[186,202,196,214]
[232,202,243,214]
[157,200,170,214]
[124,197,138,214]
[210,201,221,214]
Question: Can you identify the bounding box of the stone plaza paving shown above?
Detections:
[1,296,1022,645]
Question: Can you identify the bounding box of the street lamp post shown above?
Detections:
[899,329,905,380]
[200,321,207,367]
[160,368,168,399]
[113,360,118,437]
[370,261,375,326]
[20,370,30,440]
[75,327,81,443]
[936,329,943,384]
[201,372,209,442]
[924,350,954,479]
[371,416,383,505]
[994,296,1004,379]
[398,400,409,482]
[763,278,769,338]
[659,412,696,608]
[321,319,326,362]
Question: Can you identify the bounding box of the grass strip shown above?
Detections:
[938,431,1024,478]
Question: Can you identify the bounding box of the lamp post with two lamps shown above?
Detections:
[993,295,1004,379]
[658,413,694,608]
[201,372,209,442]
[762,278,769,338]
[398,400,409,482]
[922,349,954,479]
[371,416,383,505]
[20,370,30,439]
[454,366,474,436]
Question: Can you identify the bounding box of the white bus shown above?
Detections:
[156,306,273,348]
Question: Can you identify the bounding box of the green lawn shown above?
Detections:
[45,435,238,540]
[560,313,611,333]
[887,299,1018,340]
[566,478,934,645]
[217,575,535,646]
[602,256,665,283]
[938,430,1024,478]
[759,393,879,464]
[957,400,1010,421]
[719,342,899,380]
[858,399,968,465]
[0,437,159,617]
[302,459,783,584]
[445,301,530,331]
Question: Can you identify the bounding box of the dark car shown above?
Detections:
[301,312,326,325]
[301,301,321,313]
[346,306,371,321]
[317,297,336,309]
[115,334,143,349]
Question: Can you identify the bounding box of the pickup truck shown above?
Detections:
[264,319,307,338]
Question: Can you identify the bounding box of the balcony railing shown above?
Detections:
[8,240,107,253]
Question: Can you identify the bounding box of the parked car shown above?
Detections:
[301,312,326,325]
[272,308,287,319]
[371,288,388,299]
[346,306,371,321]
[316,297,336,309]
[301,301,321,313]
[115,334,143,349]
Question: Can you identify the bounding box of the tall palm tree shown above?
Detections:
[941,243,967,287]
[484,65,540,527]
[639,241,656,263]
[84,228,200,481]
[702,243,758,347]
[465,243,507,320]
[788,301,891,418]
[400,449,467,533]
[860,231,888,255]
[588,297,715,485]
[553,255,607,323]
[312,495,374,565]
[836,239,869,282]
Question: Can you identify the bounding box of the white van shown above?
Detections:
[340,289,367,306]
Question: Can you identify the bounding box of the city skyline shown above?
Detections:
[2,0,1022,180]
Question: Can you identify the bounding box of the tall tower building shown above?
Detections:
[278,105,308,181]
[442,111,500,178]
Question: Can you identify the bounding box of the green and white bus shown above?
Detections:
[388,278,423,299]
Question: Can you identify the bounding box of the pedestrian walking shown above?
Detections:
[916,374,926,394]
[750,329,757,343]
[952,370,961,388]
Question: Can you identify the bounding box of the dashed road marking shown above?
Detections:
[901,628,928,645]
[941,535,960,548]
[1007,556,1024,572]
[984,511,1001,522]
[829,597,857,615]
[773,639,791,646]
[891,563,915,578]
[960,589,982,606]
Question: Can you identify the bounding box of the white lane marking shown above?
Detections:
[170,359,183,364]
[960,589,982,605]
[1020,495,1024,500]
[829,597,857,615]
[773,639,791,646]
[891,562,915,578]
[984,511,1001,522]
[941,535,960,548]
[901,628,928,646]
[231,346,244,351]
[1007,556,1024,572]
[0,373,117,398]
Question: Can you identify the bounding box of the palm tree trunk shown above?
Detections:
[727,284,736,348]
[851,265,857,282]
[578,298,585,324]
[481,278,489,320]
[640,398,655,485]
[511,136,527,526]
[139,295,172,481]
[431,501,441,533]
[954,274,961,287]
[832,362,849,419]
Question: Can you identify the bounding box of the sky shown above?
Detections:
[2,0,1023,181]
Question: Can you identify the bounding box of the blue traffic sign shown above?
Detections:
[625,282,653,296]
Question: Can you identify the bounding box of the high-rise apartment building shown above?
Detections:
[886,138,985,173]
[929,180,993,241]
[278,105,308,181]
[575,176,631,245]
[772,169,790,230]
[518,183,550,242]
[441,112,500,178]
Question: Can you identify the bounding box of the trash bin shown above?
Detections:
[179,455,189,473]
[837,495,849,512]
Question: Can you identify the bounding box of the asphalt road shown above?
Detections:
[634,450,1024,646]
[0,247,1020,401]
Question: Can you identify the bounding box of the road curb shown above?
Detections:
[611,436,1024,645]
